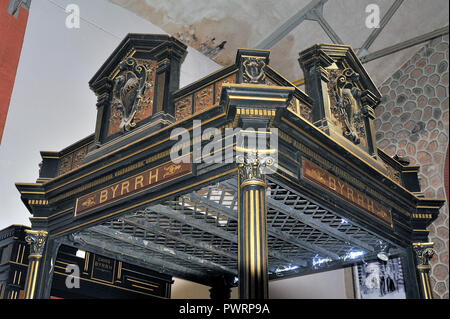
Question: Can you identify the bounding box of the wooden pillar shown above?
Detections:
[222,48,294,299]
[23,230,48,299]
[412,242,435,299]
[238,157,269,299]
[399,247,421,299]
[209,276,233,300]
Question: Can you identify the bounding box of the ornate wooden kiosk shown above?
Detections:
[15,34,444,299]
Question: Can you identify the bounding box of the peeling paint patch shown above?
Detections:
[176,31,226,59]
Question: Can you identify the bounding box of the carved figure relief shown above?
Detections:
[328,68,367,146]
[108,58,156,135]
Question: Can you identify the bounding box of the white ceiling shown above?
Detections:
[108,0,449,85]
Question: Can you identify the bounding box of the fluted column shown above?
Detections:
[237,156,273,299]
[23,230,48,299]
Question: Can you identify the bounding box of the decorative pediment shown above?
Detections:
[88,34,187,153]
[298,44,382,162]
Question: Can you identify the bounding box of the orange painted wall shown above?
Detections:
[0,1,30,143]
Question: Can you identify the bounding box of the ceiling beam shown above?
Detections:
[360,25,449,63]
[305,4,343,44]
[255,0,328,49]
[91,225,237,276]
[358,0,404,55]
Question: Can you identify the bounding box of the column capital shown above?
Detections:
[25,229,48,258]
[237,156,274,186]
[412,242,435,270]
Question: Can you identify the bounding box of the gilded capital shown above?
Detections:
[237,154,275,186]
[25,230,48,258]
[413,242,435,269]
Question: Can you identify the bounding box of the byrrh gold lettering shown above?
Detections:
[75,159,192,217]
[367,198,374,214]
[328,176,336,191]
[337,180,345,194]
[347,188,354,202]
[357,193,364,207]
[121,181,130,195]
[135,175,144,189]
[301,157,392,225]
[149,168,159,184]
[111,184,120,198]
[99,190,108,203]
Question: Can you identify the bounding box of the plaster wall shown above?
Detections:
[171,269,349,299]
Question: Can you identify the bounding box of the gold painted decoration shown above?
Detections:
[301,157,393,226]
[58,154,73,176]
[75,157,192,217]
[194,85,214,112]
[215,74,237,103]
[413,243,435,269]
[382,162,402,185]
[237,156,274,186]
[288,97,312,122]
[174,95,193,121]
[327,68,367,147]
[162,164,182,178]
[71,146,89,170]
[57,143,92,176]
[24,230,48,258]
[135,59,157,119]
[299,102,312,122]
[242,56,266,84]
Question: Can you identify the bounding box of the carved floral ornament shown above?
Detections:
[111,57,149,132]
[328,68,367,144]
[25,230,48,257]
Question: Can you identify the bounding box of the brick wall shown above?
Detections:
[0,0,30,143]
[375,35,449,299]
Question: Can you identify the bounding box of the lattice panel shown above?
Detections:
[107,214,237,269]
[76,176,393,282]
[267,178,384,251]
